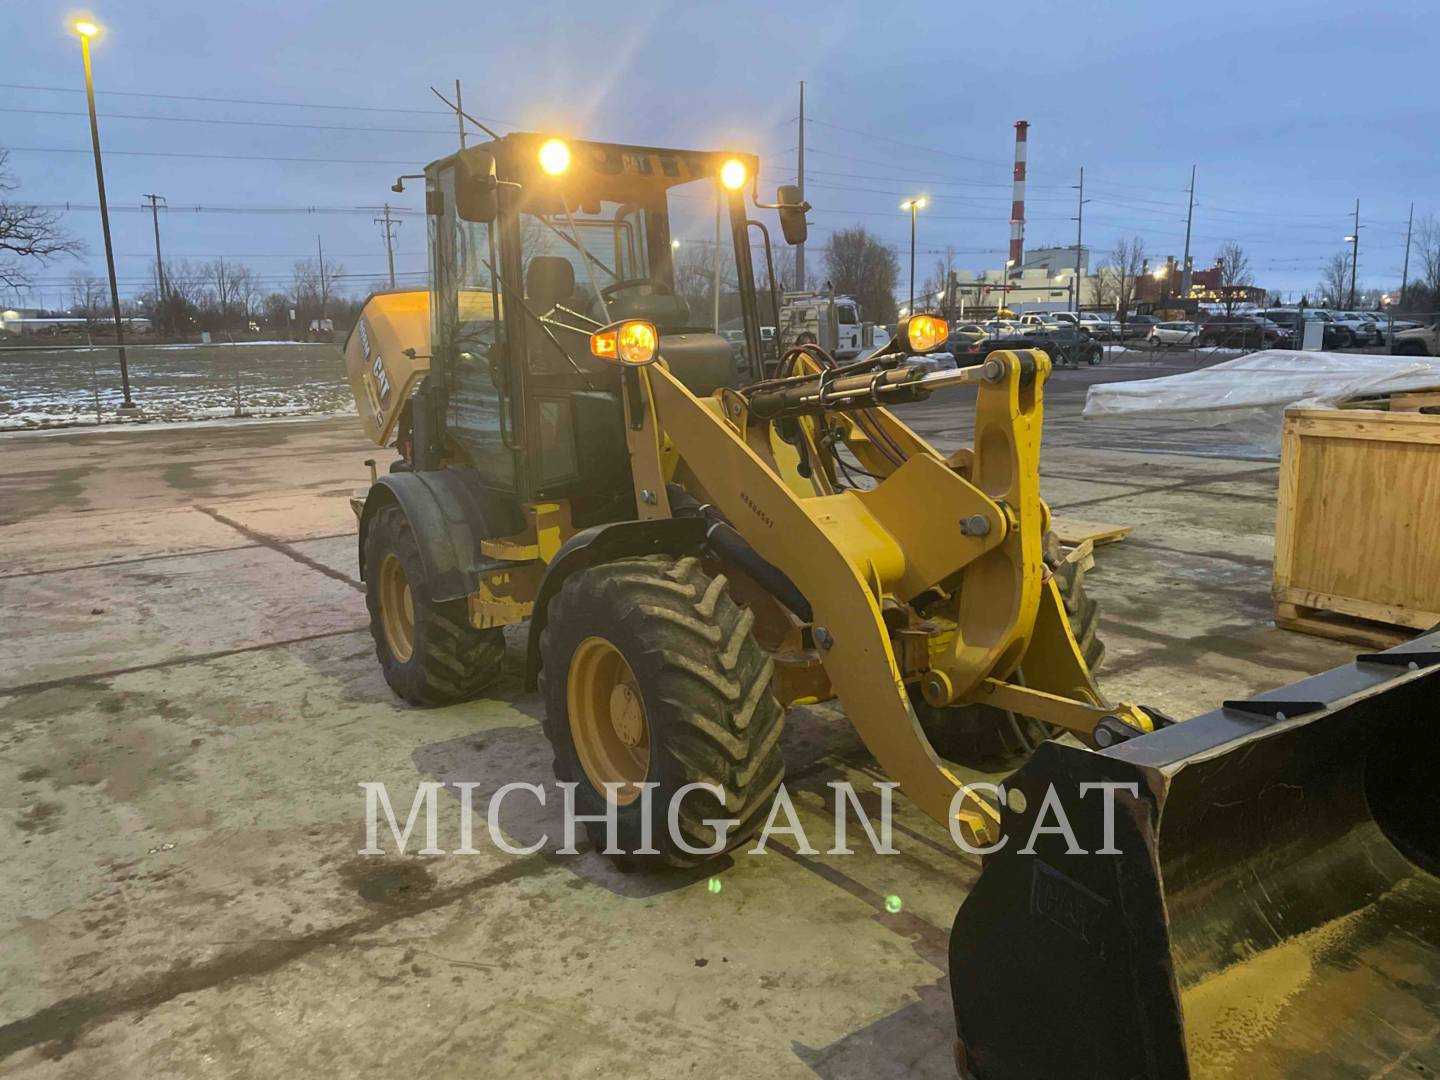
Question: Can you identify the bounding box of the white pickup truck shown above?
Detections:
[1392,322,1440,356]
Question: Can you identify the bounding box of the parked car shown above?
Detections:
[977,319,1026,336]
[1017,313,1052,328]
[1146,321,1199,346]
[946,323,1101,367]
[1329,311,1380,346]
[1197,316,1291,349]
[1391,322,1440,356]
[1258,309,1347,349]
[1116,314,1161,340]
[1086,314,1123,341]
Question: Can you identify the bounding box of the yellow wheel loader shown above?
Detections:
[343,132,1438,1076]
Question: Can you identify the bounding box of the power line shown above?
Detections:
[0,82,519,125]
[8,146,421,166]
[34,201,426,216]
[0,105,464,137]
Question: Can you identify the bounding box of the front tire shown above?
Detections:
[364,505,506,705]
[539,555,785,866]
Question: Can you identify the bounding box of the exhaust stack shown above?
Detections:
[1008,121,1028,272]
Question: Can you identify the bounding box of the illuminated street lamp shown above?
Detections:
[900,196,928,314]
[73,17,137,411]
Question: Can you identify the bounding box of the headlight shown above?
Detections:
[538,138,570,176]
[590,320,658,366]
[720,158,747,191]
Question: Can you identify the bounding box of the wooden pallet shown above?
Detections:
[1050,517,1132,548]
[1273,601,1417,650]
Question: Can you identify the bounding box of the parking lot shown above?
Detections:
[0,353,1358,1078]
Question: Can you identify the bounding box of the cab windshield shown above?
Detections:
[511,173,753,374]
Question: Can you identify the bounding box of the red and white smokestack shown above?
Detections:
[1009,120,1029,272]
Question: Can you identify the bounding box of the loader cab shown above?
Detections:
[421,134,771,525]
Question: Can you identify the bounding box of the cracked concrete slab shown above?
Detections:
[0,356,1375,1078]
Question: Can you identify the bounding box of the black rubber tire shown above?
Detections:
[539,555,785,866]
[1087,344,1103,365]
[364,505,506,706]
[1335,327,1354,349]
[1052,548,1106,672]
[914,531,1106,769]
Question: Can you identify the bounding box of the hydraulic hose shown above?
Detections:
[667,484,814,624]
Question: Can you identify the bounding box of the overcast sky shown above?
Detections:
[2,0,1434,308]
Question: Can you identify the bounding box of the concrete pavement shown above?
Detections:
[0,359,1357,1078]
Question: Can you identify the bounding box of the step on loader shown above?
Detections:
[341,130,1437,1077]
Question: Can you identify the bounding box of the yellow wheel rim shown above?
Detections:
[378,553,415,663]
[567,636,649,805]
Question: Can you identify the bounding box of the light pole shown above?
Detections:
[900,197,927,315]
[74,18,137,411]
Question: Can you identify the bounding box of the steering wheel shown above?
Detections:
[601,278,674,302]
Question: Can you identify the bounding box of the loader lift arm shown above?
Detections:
[627,343,1153,845]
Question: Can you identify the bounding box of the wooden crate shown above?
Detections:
[1274,407,1440,642]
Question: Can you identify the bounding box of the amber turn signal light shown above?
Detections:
[590,320,659,365]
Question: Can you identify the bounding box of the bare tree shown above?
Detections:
[823,226,899,324]
[2,148,81,293]
[68,272,107,327]
[1318,252,1350,308]
[230,265,260,327]
[1410,213,1440,307]
[290,259,320,321]
[1215,241,1254,317]
[671,244,719,323]
[921,246,958,318]
[753,242,796,296]
[261,291,292,332]
[1096,237,1146,326]
[205,258,240,330]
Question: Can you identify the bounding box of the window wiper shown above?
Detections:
[482,256,598,389]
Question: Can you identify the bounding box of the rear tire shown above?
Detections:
[915,531,1105,769]
[364,505,506,705]
[539,555,785,866]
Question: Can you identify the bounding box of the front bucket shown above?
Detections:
[949,634,1440,1079]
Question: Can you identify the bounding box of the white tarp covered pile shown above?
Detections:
[1083,350,1440,455]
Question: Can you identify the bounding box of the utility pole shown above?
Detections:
[316,234,328,320]
[1348,198,1360,309]
[1400,201,1414,305]
[795,81,805,293]
[1180,165,1196,299]
[143,194,166,299]
[374,204,400,288]
[455,79,466,150]
[1072,167,1087,312]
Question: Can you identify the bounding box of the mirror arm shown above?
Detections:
[753,196,812,214]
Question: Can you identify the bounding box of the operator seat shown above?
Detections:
[524,256,592,375]
[525,255,577,315]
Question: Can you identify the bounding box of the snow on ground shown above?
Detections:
[0,342,355,430]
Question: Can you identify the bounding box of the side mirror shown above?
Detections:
[455,148,500,223]
[776,184,809,245]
